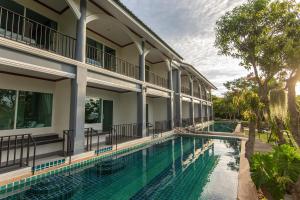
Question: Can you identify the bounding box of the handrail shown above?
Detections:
[63,130,73,164]
[145,69,168,88]
[181,86,190,95]
[28,134,36,174]
[86,45,139,79]
[0,133,36,174]
[0,6,76,59]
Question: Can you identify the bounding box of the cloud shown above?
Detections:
[121,0,249,96]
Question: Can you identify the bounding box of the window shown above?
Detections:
[0,1,24,37]
[86,38,103,66]
[26,8,58,49]
[85,97,102,124]
[17,91,53,129]
[0,89,16,130]
[104,46,116,69]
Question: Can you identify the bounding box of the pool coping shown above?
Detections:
[180,131,257,200]
[237,140,258,200]
[0,130,250,199]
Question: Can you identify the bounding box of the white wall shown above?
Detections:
[0,73,71,136]
[146,97,168,124]
[85,88,137,130]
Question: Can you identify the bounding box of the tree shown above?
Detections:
[215,0,274,121]
[239,90,262,158]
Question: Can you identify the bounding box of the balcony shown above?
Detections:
[194,91,201,99]
[86,45,139,80]
[145,69,168,89]
[181,86,190,95]
[0,6,76,59]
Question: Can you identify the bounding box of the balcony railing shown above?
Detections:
[181,86,190,95]
[0,6,76,59]
[194,91,201,98]
[86,45,139,79]
[182,118,193,127]
[145,69,168,88]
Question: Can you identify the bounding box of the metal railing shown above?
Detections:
[0,6,76,59]
[63,130,73,164]
[86,45,139,79]
[194,91,201,98]
[0,133,36,173]
[154,120,172,135]
[145,69,168,88]
[195,117,202,123]
[182,118,193,127]
[181,86,190,95]
[109,124,141,149]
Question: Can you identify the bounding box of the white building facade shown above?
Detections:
[0,0,216,166]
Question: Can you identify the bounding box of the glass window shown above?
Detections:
[0,89,16,130]
[0,1,24,37]
[85,97,102,124]
[104,46,116,69]
[86,38,103,66]
[17,91,53,129]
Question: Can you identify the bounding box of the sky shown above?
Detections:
[120,0,249,96]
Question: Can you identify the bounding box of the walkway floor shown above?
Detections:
[254,140,273,153]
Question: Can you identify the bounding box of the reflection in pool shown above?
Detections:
[2,136,241,200]
[202,121,237,133]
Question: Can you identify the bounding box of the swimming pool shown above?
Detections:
[1,136,241,200]
[202,121,237,133]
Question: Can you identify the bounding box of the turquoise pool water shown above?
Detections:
[203,121,237,133]
[1,136,241,200]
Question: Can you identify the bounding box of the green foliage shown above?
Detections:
[269,89,288,122]
[250,145,300,199]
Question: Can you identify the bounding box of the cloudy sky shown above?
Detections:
[121,0,249,96]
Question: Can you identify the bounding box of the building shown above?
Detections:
[0,0,216,171]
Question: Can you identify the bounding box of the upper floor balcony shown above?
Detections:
[0,2,171,90]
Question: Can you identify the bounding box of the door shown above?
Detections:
[103,100,113,132]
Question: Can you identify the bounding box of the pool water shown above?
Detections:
[203,121,237,133]
[2,136,241,200]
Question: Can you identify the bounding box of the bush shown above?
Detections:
[250,145,300,199]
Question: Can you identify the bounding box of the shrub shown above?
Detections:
[250,145,300,199]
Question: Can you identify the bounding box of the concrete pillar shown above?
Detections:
[174,69,182,126]
[190,100,194,125]
[167,66,174,129]
[207,105,210,121]
[189,79,194,125]
[70,0,87,154]
[75,0,87,62]
[69,66,87,154]
[201,102,204,123]
[137,40,146,137]
[211,104,214,121]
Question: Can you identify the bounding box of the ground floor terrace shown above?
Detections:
[0,72,213,175]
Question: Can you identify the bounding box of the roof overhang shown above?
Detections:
[181,63,217,90]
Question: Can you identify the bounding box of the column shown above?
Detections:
[69,67,87,154]
[189,78,194,125]
[69,0,87,154]
[174,69,182,127]
[207,105,210,121]
[137,40,146,137]
[200,101,203,123]
[211,104,214,121]
[167,64,174,129]
[75,0,87,62]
